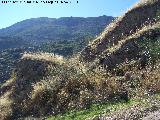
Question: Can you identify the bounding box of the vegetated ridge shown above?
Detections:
[0,0,160,119]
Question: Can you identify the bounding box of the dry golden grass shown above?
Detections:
[22,52,65,65]
[0,90,13,120]
[107,22,160,53]
[31,82,46,101]
[0,51,160,119]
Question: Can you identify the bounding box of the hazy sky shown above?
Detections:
[0,0,139,29]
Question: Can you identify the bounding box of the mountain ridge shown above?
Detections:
[0,16,114,45]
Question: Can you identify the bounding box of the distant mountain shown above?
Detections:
[0,16,114,45]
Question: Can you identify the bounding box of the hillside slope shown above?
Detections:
[79,0,160,65]
[0,37,28,51]
[0,0,160,120]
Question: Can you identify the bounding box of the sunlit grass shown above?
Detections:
[47,99,142,120]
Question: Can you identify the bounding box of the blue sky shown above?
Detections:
[0,0,139,29]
